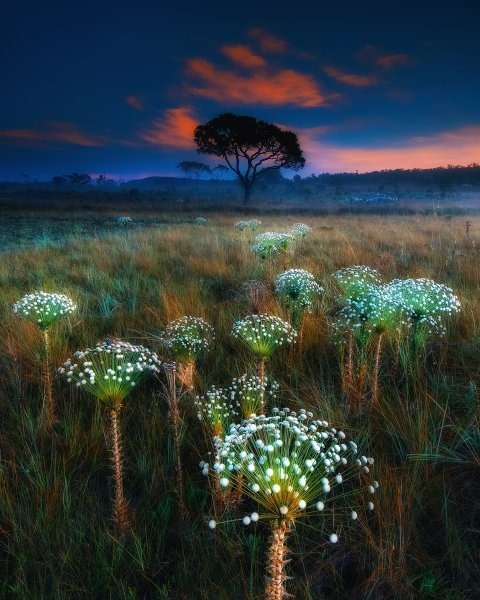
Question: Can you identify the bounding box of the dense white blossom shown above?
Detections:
[13,291,76,330]
[252,232,295,259]
[160,316,214,362]
[232,314,296,359]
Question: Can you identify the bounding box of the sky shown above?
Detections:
[1,0,479,181]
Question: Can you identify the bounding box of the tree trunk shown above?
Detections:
[244,184,252,205]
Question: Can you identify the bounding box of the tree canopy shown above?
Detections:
[194,113,305,204]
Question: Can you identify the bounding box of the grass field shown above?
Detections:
[1,212,479,599]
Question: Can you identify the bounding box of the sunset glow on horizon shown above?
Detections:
[1,1,479,181]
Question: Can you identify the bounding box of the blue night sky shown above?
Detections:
[1,0,479,181]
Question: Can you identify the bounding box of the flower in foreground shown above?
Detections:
[59,339,161,535]
[203,408,377,599]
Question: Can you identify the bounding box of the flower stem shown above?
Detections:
[110,408,129,536]
[257,358,266,411]
[265,519,291,600]
[371,333,384,407]
[42,329,55,427]
[167,369,187,523]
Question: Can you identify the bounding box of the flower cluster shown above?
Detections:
[59,339,161,408]
[384,278,461,335]
[234,219,262,232]
[251,232,295,260]
[332,265,382,299]
[333,285,403,343]
[13,291,76,330]
[195,385,241,438]
[229,373,279,418]
[194,217,207,225]
[275,269,323,314]
[204,408,377,537]
[231,314,297,359]
[161,316,214,362]
[290,223,312,238]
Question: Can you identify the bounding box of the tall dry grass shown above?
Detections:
[0,212,479,599]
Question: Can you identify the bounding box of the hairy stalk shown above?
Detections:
[265,519,291,600]
[42,329,55,426]
[344,332,354,397]
[166,368,187,523]
[177,361,194,391]
[110,408,129,536]
[371,333,384,407]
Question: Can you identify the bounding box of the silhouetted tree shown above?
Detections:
[68,172,91,185]
[211,164,230,181]
[52,175,68,185]
[194,113,305,204]
[177,160,211,180]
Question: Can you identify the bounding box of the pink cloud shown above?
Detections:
[141,107,199,149]
[357,46,414,70]
[185,57,329,107]
[296,125,480,173]
[221,44,266,68]
[323,66,379,87]
[0,122,105,147]
[125,95,144,110]
[247,28,288,53]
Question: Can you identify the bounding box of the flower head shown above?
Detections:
[59,339,161,409]
[231,314,296,359]
[252,232,295,260]
[275,269,323,314]
[194,217,207,225]
[161,316,214,362]
[290,223,312,238]
[204,408,377,528]
[333,284,403,344]
[13,291,76,330]
[384,278,460,335]
[332,266,381,300]
[234,219,262,232]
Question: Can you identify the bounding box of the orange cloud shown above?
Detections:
[0,122,104,147]
[298,125,480,173]
[323,66,379,87]
[185,57,328,107]
[221,44,266,68]
[141,107,198,149]
[247,28,288,53]
[358,46,414,70]
[125,95,144,110]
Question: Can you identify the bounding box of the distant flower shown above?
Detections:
[13,291,76,330]
[194,217,207,225]
[231,314,296,359]
[234,219,262,232]
[252,232,295,260]
[290,223,312,238]
[117,216,134,227]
